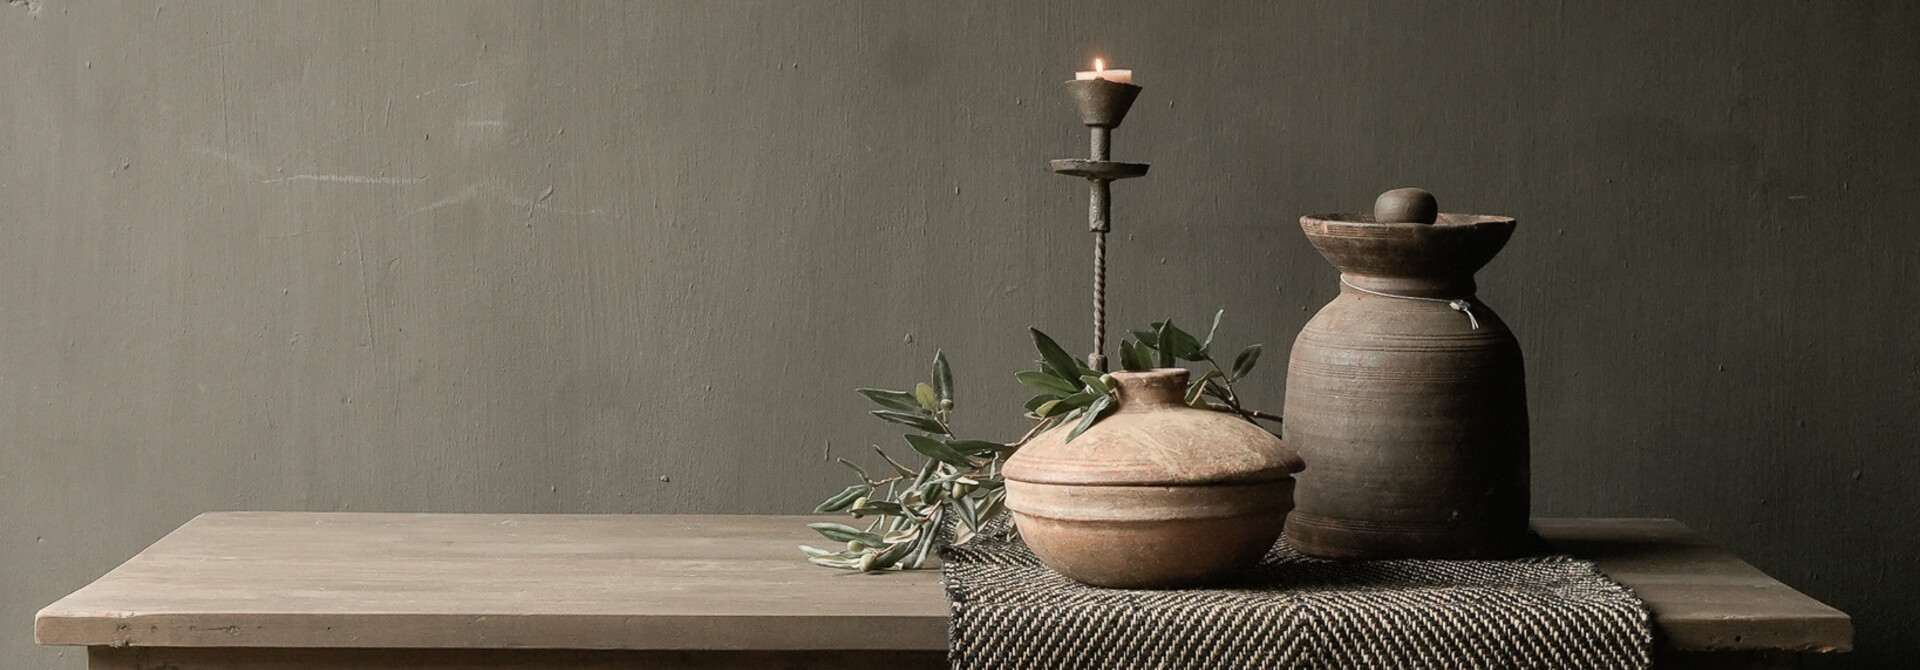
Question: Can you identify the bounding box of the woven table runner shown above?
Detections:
[942,535,1652,670]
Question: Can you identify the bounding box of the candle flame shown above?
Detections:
[1094,58,1104,72]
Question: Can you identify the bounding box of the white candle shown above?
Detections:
[1075,58,1133,84]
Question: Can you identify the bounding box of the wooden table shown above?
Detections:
[37,513,1850,669]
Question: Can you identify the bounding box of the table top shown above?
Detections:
[35,513,1851,654]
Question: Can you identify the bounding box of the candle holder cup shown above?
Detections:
[1064,79,1143,128]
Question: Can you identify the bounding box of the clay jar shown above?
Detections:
[1004,369,1300,588]
[1283,194,1531,560]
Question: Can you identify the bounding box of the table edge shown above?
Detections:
[37,514,1852,654]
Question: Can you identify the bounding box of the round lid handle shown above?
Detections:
[1374,188,1438,224]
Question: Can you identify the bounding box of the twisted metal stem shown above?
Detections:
[1091,230,1108,372]
[1086,126,1113,372]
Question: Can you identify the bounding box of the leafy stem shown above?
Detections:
[805,311,1278,573]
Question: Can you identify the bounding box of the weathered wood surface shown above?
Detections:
[39,513,1850,658]
[37,513,947,651]
[1535,518,1851,654]
[77,647,1803,670]
[87,647,951,670]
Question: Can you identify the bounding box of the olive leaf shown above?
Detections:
[813,483,870,513]
[1185,369,1222,406]
[882,525,921,544]
[809,554,861,569]
[836,458,872,482]
[905,508,942,568]
[870,409,945,433]
[798,545,846,559]
[1159,321,1204,361]
[857,388,922,413]
[808,522,885,547]
[1024,393,1054,412]
[976,489,1008,523]
[1202,308,1225,354]
[1065,395,1115,442]
[915,479,946,504]
[1016,370,1080,396]
[1155,321,1177,368]
[953,493,980,530]
[946,439,1010,456]
[1230,344,1263,382]
[1034,398,1066,417]
[873,445,916,478]
[1055,406,1085,425]
[1030,327,1086,381]
[871,539,916,570]
[904,434,973,468]
[1185,380,1209,407]
[932,350,954,403]
[849,500,906,517]
[1078,374,1111,395]
[1119,340,1151,371]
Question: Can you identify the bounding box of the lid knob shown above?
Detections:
[1374,188,1438,224]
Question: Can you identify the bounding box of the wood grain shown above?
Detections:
[38,513,1849,658]
[1536,518,1851,654]
[87,647,951,670]
[38,514,945,651]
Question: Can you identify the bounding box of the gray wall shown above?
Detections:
[2,1,1913,667]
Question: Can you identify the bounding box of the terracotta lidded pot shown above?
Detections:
[1004,369,1301,588]
[1283,188,1532,560]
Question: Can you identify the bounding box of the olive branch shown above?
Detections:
[803,310,1277,572]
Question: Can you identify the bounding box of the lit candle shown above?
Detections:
[1074,58,1133,85]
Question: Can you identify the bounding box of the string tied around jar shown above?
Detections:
[1339,276,1481,330]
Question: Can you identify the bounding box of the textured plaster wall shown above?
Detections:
[2,2,1914,668]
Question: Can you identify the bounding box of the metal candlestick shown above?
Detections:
[1051,78,1149,372]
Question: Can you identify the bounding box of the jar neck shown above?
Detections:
[1111,369,1189,410]
[1340,274,1477,299]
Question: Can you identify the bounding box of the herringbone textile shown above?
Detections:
[942,536,1652,670]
